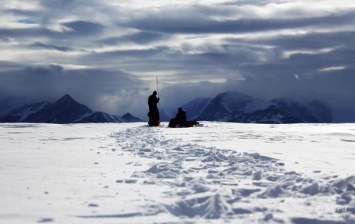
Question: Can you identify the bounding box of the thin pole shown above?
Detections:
[156,76,159,97]
[156,76,160,109]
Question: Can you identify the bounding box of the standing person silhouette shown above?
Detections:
[147,90,160,126]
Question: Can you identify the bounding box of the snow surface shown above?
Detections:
[0,122,354,224]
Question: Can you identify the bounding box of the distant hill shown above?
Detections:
[0,94,142,124]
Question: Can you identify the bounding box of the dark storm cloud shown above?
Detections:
[217,45,355,111]
[122,11,355,34]
[236,46,355,79]
[83,41,265,77]
[24,64,64,76]
[0,27,44,39]
[30,42,72,52]
[219,30,355,110]
[225,68,355,111]
[0,64,148,117]
[5,9,40,17]
[232,31,355,51]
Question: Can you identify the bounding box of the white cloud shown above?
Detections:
[318,66,346,72]
[45,24,73,33]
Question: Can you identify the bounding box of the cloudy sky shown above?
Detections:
[1,0,355,119]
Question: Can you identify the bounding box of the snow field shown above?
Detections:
[0,122,354,224]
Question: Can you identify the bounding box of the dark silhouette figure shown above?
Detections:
[175,107,187,127]
[147,91,160,126]
[168,107,199,128]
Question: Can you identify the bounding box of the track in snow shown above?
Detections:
[111,125,355,223]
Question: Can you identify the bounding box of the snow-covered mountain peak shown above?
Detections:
[54,94,78,107]
[121,113,143,122]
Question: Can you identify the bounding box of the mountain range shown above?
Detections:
[177,91,333,123]
[1,91,353,124]
[0,94,142,124]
